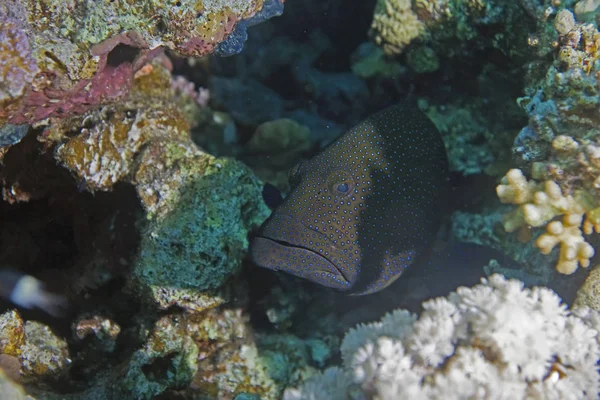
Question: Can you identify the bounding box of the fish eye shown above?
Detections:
[336,183,349,193]
[327,170,354,197]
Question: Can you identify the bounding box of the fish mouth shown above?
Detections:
[250,236,352,290]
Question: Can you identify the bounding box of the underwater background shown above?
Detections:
[0,0,600,398]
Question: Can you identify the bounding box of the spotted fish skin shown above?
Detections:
[250,104,449,295]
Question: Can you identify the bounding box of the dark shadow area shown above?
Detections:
[106,44,142,67]
[0,132,147,393]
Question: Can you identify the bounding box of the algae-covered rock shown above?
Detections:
[0,313,70,390]
[245,119,312,168]
[421,101,495,175]
[351,42,406,79]
[44,58,270,311]
[116,315,199,400]
[242,118,312,190]
[575,265,600,311]
[50,63,195,193]
[406,46,440,73]
[0,310,25,357]
[132,155,269,311]
[19,321,70,382]
[186,308,284,399]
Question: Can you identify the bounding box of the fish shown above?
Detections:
[250,104,449,295]
[0,268,67,316]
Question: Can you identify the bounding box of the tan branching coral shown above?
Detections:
[537,215,595,274]
[497,168,596,274]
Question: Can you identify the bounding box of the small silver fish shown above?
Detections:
[0,269,67,316]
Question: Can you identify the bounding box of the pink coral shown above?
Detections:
[4,32,161,125]
[171,76,210,107]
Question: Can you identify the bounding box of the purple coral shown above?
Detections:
[171,75,210,107]
[0,16,38,104]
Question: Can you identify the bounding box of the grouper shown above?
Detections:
[250,104,449,295]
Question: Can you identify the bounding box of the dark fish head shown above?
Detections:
[250,104,449,294]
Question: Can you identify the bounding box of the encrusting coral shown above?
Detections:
[284,274,600,399]
[370,0,425,56]
[575,264,600,310]
[513,8,600,168]
[0,0,276,126]
[369,0,533,70]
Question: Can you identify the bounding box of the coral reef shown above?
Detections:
[495,9,600,277]
[0,0,275,126]
[0,303,309,399]
[1,39,273,399]
[132,155,269,310]
[0,310,24,358]
[284,275,600,399]
[19,321,69,382]
[1,0,599,398]
[216,0,285,57]
[369,0,534,66]
[43,62,270,309]
[116,315,199,399]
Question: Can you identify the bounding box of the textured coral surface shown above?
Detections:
[0,0,265,125]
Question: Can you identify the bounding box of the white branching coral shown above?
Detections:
[283,275,600,400]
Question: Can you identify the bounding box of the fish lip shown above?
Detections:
[251,236,352,287]
[256,236,344,278]
[258,214,357,282]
